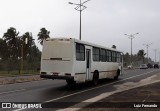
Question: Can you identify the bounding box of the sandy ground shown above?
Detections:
[57,73,160,111]
[80,81,160,111]
[0,74,43,85]
[78,74,160,111]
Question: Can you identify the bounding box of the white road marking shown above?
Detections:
[0,89,26,95]
[44,70,156,103]
[57,76,160,111]
[14,69,158,111]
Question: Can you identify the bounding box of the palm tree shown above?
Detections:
[3,27,19,59]
[3,27,19,45]
[22,32,35,46]
[0,38,8,60]
[22,32,35,58]
[37,28,50,45]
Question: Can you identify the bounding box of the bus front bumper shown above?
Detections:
[40,74,74,80]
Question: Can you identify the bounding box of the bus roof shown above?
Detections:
[46,37,123,53]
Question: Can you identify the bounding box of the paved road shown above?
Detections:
[0,68,160,111]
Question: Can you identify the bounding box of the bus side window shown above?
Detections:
[117,53,121,63]
[108,50,112,62]
[93,47,100,62]
[76,43,85,61]
[106,50,110,62]
[112,51,117,62]
[100,49,106,62]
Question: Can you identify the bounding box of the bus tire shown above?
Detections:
[93,71,99,86]
[114,69,120,80]
[66,80,76,85]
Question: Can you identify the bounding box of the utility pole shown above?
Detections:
[155,49,157,63]
[124,33,139,66]
[143,43,152,63]
[69,0,91,40]
[159,52,160,65]
[20,33,34,74]
[153,49,159,63]
[21,42,24,74]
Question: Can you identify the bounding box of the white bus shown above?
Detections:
[40,38,123,85]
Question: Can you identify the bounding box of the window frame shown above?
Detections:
[93,47,100,62]
[100,49,106,62]
[76,43,85,61]
[106,50,112,62]
[112,51,117,62]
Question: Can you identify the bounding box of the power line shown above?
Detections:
[124,33,139,65]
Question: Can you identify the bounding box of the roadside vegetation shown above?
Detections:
[123,50,153,67]
[0,27,50,76]
[0,27,154,76]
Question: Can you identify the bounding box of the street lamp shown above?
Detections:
[159,52,160,65]
[124,33,139,65]
[69,0,91,40]
[143,43,152,63]
[20,37,28,74]
[153,49,159,63]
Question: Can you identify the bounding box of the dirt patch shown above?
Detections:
[0,75,44,85]
[102,82,160,102]
[80,82,160,111]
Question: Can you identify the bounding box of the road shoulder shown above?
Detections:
[80,73,160,111]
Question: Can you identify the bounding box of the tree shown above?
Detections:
[0,38,8,60]
[3,27,20,59]
[37,28,50,45]
[123,52,130,66]
[22,32,35,59]
[1,28,42,73]
[112,45,116,49]
[137,49,146,63]
[21,32,41,71]
[3,27,19,46]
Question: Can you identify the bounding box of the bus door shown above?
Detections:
[86,49,91,80]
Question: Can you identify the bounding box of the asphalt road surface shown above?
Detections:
[0,68,160,111]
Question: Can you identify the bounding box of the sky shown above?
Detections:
[0,0,160,61]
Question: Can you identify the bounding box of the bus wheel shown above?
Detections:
[114,70,120,80]
[93,72,99,86]
[66,80,76,85]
